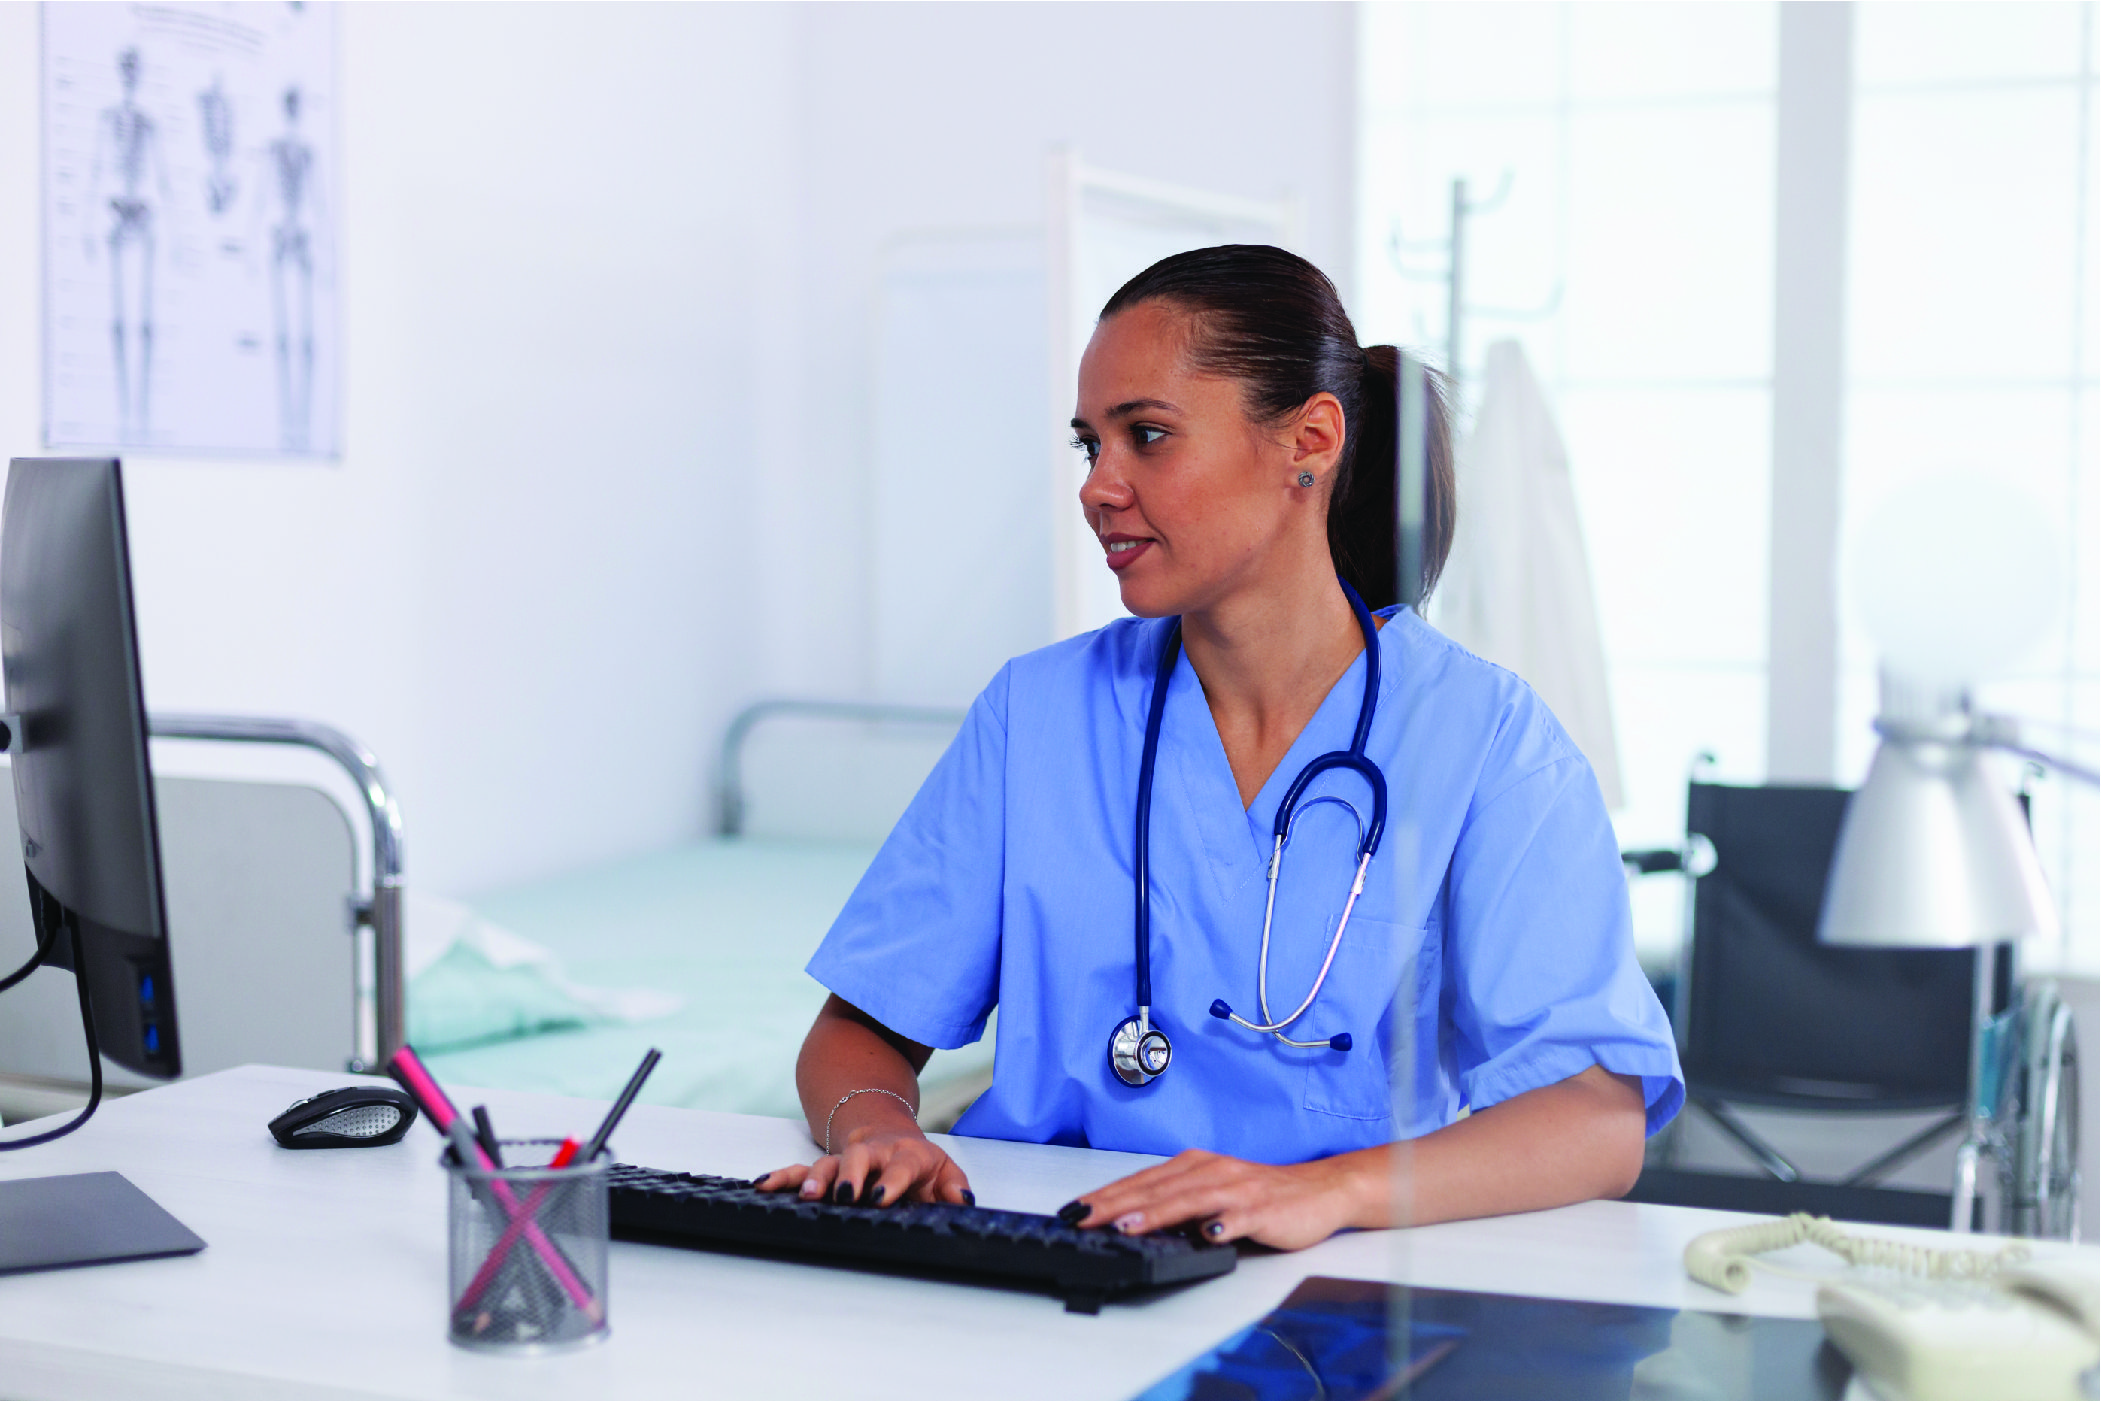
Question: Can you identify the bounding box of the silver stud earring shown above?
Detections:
[1297,471,1315,488]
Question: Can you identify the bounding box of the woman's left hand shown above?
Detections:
[1059,1148,1368,1252]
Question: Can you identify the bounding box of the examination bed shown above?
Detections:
[417,835,994,1125]
[418,700,994,1126]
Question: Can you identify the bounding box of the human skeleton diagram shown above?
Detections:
[44,7,338,456]
[197,75,237,216]
[262,86,320,452]
[82,48,170,443]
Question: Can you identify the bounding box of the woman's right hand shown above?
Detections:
[772,995,968,1207]
[753,1123,974,1208]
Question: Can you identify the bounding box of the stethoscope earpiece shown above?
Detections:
[1111,578,1384,1087]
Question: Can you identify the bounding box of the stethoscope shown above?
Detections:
[1108,579,1389,1088]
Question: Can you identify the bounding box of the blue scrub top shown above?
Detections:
[807,608,1684,1163]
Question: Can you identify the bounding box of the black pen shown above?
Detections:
[471,1104,505,1169]
[580,1048,661,1163]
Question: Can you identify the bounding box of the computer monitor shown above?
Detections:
[0,457,179,1079]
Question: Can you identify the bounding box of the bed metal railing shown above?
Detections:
[717,699,968,837]
[148,714,405,1071]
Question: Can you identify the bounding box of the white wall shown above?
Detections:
[0,2,1356,897]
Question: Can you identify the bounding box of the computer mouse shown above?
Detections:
[269,1085,418,1149]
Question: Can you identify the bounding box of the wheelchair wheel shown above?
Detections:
[2006,983,2080,1240]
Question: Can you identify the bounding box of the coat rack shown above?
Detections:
[1387,174,1564,392]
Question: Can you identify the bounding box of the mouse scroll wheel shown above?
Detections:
[295,1104,402,1139]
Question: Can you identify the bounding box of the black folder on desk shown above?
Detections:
[0,1172,205,1275]
[1133,1275,1849,1401]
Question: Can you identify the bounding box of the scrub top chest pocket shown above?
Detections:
[1300,917,1436,1121]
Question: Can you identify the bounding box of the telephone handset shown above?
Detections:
[1684,1213,2098,1401]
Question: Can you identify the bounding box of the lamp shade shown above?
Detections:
[1818,732,2058,948]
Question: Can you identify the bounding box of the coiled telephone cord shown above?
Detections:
[1685,1212,2031,1295]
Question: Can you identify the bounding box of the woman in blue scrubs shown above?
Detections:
[755,246,1682,1250]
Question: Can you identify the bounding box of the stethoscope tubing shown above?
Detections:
[1133,618,1183,1018]
[1241,820,1372,1041]
[1127,579,1388,1070]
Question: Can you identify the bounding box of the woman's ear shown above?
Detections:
[1291,393,1347,483]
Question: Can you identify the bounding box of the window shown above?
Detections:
[1357,3,1779,962]
[1837,2,2099,970]
[1361,2,2097,969]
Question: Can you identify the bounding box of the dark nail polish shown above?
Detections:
[749,1173,769,1189]
[833,1182,854,1205]
[1056,1199,1089,1225]
[865,1183,886,1206]
[960,1190,976,1206]
[1205,1220,1226,1239]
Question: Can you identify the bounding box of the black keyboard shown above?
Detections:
[606,1165,1237,1312]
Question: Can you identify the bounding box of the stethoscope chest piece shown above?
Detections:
[1109,1015,1173,1087]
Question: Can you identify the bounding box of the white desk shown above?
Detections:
[0,1066,2089,1400]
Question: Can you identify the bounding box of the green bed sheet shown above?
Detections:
[420,836,995,1121]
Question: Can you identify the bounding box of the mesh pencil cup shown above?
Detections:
[445,1139,610,1354]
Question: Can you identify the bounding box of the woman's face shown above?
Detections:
[1072,301,1341,620]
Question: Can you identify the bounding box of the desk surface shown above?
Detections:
[0,1066,2089,1401]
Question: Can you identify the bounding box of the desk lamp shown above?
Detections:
[1818,475,2094,1232]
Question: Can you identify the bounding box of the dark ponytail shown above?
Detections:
[1337,345,1457,610]
[1099,246,1455,611]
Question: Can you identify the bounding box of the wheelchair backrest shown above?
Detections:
[1681,781,2007,1109]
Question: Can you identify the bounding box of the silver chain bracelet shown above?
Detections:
[824,1087,917,1156]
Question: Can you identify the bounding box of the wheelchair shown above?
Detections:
[1625,776,2080,1240]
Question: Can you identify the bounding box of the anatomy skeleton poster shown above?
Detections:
[43,2,338,458]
